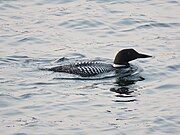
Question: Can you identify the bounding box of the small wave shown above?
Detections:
[41,0,76,4]
[113,99,137,102]
[155,84,180,90]
[31,82,58,85]
[116,18,141,25]
[167,64,180,71]
[8,55,29,59]
[121,22,180,32]
[19,92,51,99]
[0,93,19,99]
[51,53,87,65]
[0,56,30,66]
[17,37,44,43]
[59,19,104,30]
[64,53,86,59]
[137,23,171,29]
[1,3,20,10]
[55,57,69,63]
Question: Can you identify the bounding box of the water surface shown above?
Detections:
[0,0,180,135]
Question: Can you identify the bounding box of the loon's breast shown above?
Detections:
[49,61,114,77]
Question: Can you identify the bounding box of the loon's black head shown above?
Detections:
[113,49,151,67]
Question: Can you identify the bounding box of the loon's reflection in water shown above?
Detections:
[110,65,144,102]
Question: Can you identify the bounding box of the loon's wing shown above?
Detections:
[49,61,113,77]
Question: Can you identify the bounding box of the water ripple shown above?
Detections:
[0,0,179,134]
[59,19,104,30]
[121,22,180,32]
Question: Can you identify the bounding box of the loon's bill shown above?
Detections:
[48,49,152,77]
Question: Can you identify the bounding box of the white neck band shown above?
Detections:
[113,64,125,68]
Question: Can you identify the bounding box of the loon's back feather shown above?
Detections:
[49,61,113,77]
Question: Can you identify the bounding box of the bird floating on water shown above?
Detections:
[48,49,152,77]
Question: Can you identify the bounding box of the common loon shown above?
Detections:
[48,49,151,77]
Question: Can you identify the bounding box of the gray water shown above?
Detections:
[0,0,180,135]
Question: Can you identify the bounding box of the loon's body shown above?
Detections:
[48,49,151,77]
[49,61,114,77]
